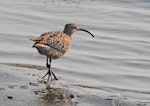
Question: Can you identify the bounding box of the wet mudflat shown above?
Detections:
[0,63,147,106]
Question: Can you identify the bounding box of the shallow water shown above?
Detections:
[0,0,150,104]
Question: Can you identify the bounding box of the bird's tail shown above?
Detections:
[29,39,37,48]
[29,38,41,42]
[29,38,36,41]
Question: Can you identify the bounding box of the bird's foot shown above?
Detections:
[42,70,51,80]
[51,71,58,80]
[42,70,58,81]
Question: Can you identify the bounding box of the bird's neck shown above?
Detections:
[63,29,73,36]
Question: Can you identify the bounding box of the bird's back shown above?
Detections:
[32,31,72,59]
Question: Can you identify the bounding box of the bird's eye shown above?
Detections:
[73,26,77,29]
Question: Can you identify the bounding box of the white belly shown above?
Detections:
[34,43,69,59]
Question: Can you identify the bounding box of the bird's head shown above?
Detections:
[63,23,94,37]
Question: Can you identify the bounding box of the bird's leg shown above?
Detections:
[49,59,58,80]
[43,58,58,80]
[42,58,51,79]
[46,57,50,69]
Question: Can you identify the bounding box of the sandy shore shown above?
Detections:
[0,63,147,106]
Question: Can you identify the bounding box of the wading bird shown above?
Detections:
[31,23,94,81]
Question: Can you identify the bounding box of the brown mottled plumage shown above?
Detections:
[31,23,94,81]
[32,31,72,59]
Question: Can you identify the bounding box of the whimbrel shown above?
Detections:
[31,23,94,80]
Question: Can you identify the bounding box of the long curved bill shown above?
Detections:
[77,28,94,37]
